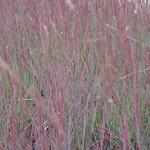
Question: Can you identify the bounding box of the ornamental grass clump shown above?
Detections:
[0,0,149,149]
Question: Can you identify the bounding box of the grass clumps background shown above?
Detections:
[0,0,150,150]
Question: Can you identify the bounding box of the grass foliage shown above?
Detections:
[0,0,150,149]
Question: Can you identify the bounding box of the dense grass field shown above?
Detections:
[0,0,150,150]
